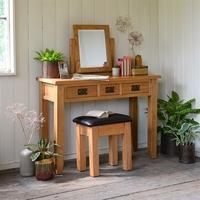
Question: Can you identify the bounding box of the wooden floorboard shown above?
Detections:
[1,150,200,200]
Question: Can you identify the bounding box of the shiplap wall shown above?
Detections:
[0,0,159,170]
[158,0,200,156]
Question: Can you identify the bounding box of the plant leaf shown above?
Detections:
[30,152,41,161]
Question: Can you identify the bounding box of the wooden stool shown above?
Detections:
[73,113,133,177]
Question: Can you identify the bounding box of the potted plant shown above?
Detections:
[26,138,61,181]
[157,91,200,156]
[166,123,200,163]
[112,64,120,77]
[34,48,64,78]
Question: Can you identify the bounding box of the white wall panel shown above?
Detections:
[0,0,159,170]
[158,0,200,155]
[13,0,30,163]
[29,0,43,112]
[82,0,95,23]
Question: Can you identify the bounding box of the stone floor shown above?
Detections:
[1,150,200,200]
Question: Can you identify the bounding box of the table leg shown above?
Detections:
[39,82,48,139]
[54,86,65,174]
[129,97,138,152]
[148,79,158,159]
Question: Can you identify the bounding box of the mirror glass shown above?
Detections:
[78,30,107,68]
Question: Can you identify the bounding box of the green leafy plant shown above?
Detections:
[166,123,200,146]
[157,91,200,135]
[26,138,62,162]
[113,64,120,68]
[34,48,64,62]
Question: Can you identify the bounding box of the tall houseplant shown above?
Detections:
[27,138,62,181]
[166,123,200,163]
[34,48,64,78]
[157,91,200,155]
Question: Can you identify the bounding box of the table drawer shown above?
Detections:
[122,82,149,95]
[100,84,120,96]
[65,85,97,99]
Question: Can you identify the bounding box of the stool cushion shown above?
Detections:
[73,113,132,127]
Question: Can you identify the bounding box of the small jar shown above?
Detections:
[135,55,142,66]
[112,67,120,77]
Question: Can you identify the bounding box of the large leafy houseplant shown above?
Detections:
[34,48,64,78]
[26,138,62,181]
[158,91,200,134]
[166,123,200,163]
[167,123,200,146]
[157,91,200,155]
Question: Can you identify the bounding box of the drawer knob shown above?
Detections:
[77,88,88,95]
[105,86,115,93]
[131,85,140,91]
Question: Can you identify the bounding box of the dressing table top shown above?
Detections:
[37,74,161,85]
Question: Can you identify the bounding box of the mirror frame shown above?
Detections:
[72,24,113,74]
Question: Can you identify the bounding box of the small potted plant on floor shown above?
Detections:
[26,138,62,181]
[34,48,64,78]
[158,91,200,156]
[166,123,200,163]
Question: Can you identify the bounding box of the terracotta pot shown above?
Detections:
[35,158,55,181]
[42,61,59,78]
[179,144,195,164]
[161,133,178,156]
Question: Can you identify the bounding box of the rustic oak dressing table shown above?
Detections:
[38,75,160,174]
[38,25,160,174]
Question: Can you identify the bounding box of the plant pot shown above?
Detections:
[112,67,120,77]
[20,148,35,177]
[42,61,59,78]
[35,158,55,181]
[161,134,178,156]
[179,144,195,164]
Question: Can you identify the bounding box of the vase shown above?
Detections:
[20,148,34,177]
[135,55,142,66]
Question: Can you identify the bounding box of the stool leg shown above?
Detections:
[76,125,86,171]
[109,136,118,166]
[123,122,133,171]
[88,127,99,177]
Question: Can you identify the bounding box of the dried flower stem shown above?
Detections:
[6,103,45,145]
[18,114,28,142]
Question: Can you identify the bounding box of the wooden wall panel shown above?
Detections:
[68,0,84,156]
[13,0,30,164]
[28,0,43,112]
[158,0,200,155]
